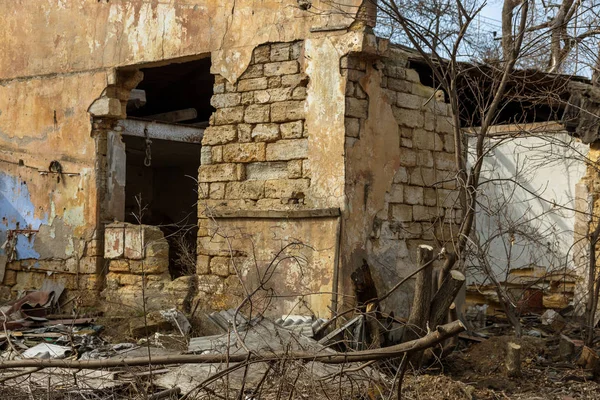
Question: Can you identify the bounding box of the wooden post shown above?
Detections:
[506,342,522,377]
[429,270,466,328]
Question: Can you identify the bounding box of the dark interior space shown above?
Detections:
[128,57,215,125]
[406,58,586,128]
[123,136,200,278]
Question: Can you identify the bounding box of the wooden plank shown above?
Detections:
[144,108,197,123]
[119,118,204,143]
[209,208,341,219]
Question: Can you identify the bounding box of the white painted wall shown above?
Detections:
[467,132,588,284]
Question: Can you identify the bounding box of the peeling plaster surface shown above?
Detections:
[342,64,404,312]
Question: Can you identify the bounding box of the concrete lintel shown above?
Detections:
[118,118,204,143]
[210,208,341,219]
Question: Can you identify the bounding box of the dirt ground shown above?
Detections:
[400,335,600,400]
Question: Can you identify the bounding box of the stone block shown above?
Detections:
[260,88,293,103]
[84,239,103,257]
[442,134,455,153]
[291,41,303,60]
[434,152,455,171]
[211,146,223,163]
[201,146,213,165]
[210,257,231,277]
[209,182,226,199]
[397,92,423,110]
[214,106,244,125]
[237,124,252,142]
[391,204,412,221]
[199,163,245,182]
[270,43,291,61]
[146,240,169,258]
[241,91,254,106]
[244,104,270,123]
[417,150,433,167]
[211,93,241,109]
[246,162,289,180]
[271,101,306,122]
[238,77,268,92]
[213,82,225,94]
[110,259,130,272]
[88,97,122,117]
[287,160,302,178]
[302,160,311,178]
[79,257,99,274]
[197,275,224,295]
[129,257,169,274]
[264,61,298,76]
[124,226,145,259]
[253,45,270,63]
[239,64,264,79]
[404,186,424,205]
[281,74,308,87]
[412,129,435,150]
[225,181,264,200]
[413,205,440,221]
[406,69,421,83]
[3,270,16,286]
[252,124,280,142]
[410,167,436,186]
[424,188,437,206]
[345,98,368,119]
[393,107,424,128]
[268,76,282,88]
[266,139,308,161]
[104,224,125,259]
[197,255,211,275]
[398,148,417,167]
[280,121,303,139]
[265,179,310,198]
[292,87,307,100]
[223,142,266,162]
[387,78,411,93]
[203,125,237,145]
[393,167,408,183]
[387,184,403,203]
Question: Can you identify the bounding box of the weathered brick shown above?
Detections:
[255,88,293,104]
[239,64,264,79]
[201,146,213,165]
[246,162,289,180]
[413,205,440,221]
[412,129,435,150]
[410,167,436,186]
[210,257,231,277]
[398,148,417,167]
[211,93,241,108]
[265,179,310,198]
[345,118,360,138]
[436,117,454,134]
[396,92,423,110]
[416,150,433,167]
[391,204,412,221]
[406,69,421,83]
[281,74,308,87]
[244,104,270,123]
[253,45,270,63]
[211,146,223,163]
[109,259,129,272]
[393,167,408,183]
[387,184,403,203]
[241,91,254,106]
[290,41,303,60]
[292,86,307,100]
[129,257,169,274]
[287,160,302,178]
[266,139,308,161]
[424,188,437,206]
[404,186,424,205]
[202,125,237,145]
[388,78,412,93]
[271,101,306,122]
[401,138,413,148]
[271,43,290,61]
[434,152,455,171]
[214,106,244,125]
[238,124,252,142]
[393,107,423,128]
[199,163,245,182]
[252,123,280,142]
[223,142,266,162]
[238,77,268,92]
[226,181,264,199]
[280,120,303,139]
[209,182,226,199]
[268,76,282,88]
[345,97,368,119]
[264,61,299,76]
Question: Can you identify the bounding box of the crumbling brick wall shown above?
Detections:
[341,48,461,315]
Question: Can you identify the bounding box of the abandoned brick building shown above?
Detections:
[0,0,592,320]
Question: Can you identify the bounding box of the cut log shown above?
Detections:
[429,270,466,328]
[403,245,434,342]
[506,342,521,377]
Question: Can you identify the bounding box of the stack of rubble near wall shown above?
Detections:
[102,223,194,313]
[196,41,311,311]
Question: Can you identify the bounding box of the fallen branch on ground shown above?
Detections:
[0,320,465,370]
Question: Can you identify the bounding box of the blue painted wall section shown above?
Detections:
[0,171,48,260]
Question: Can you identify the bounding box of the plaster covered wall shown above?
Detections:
[0,0,364,301]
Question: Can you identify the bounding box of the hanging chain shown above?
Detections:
[143,127,152,167]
